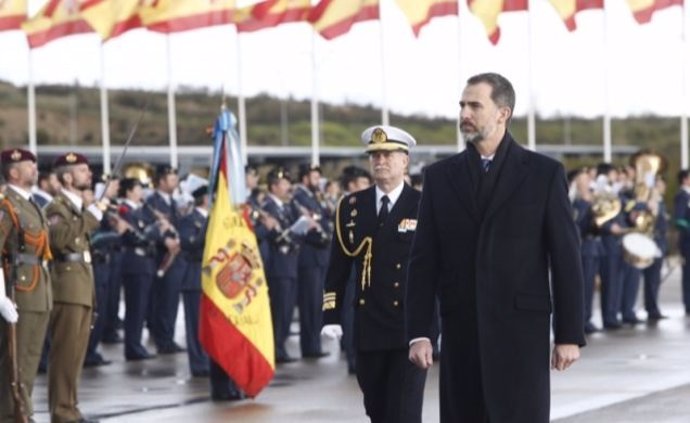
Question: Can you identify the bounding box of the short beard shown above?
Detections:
[74,182,91,191]
[461,130,483,144]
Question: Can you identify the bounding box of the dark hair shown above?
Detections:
[299,163,321,180]
[267,167,290,189]
[678,169,689,185]
[596,162,614,177]
[118,177,142,198]
[339,165,371,191]
[466,72,515,121]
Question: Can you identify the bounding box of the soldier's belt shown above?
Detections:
[14,253,48,268]
[55,251,92,264]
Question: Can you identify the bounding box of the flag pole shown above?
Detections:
[681,1,688,169]
[99,43,111,174]
[379,0,389,126]
[310,28,320,166]
[526,0,536,151]
[27,48,36,154]
[602,1,612,163]
[456,0,465,152]
[236,30,248,166]
[166,34,178,168]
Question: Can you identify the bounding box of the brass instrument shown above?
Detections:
[591,191,622,227]
[122,162,155,188]
[621,150,667,269]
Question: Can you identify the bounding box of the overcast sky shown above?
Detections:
[0,0,688,120]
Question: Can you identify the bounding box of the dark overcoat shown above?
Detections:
[407,134,585,423]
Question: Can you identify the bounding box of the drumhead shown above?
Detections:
[622,233,659,259]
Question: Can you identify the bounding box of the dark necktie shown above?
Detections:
[378,195,390,227]
[481,158,492,173]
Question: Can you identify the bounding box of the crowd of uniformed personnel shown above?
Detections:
[2,139,690,423]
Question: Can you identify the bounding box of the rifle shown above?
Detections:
[6,282,28,423]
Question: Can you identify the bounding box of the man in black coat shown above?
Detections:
[322,125,426,423]
[407,72,585,423]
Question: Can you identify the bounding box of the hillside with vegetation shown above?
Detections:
[0,79,685,174]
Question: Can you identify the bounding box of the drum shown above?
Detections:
[622,232,660,269]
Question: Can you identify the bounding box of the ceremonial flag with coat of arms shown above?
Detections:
[199,107,275,397]
[0,0,26,31]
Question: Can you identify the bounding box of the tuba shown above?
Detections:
[621,150,667,269]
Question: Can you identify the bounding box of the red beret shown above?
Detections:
[0,148,36,165]
[53,152,89,168]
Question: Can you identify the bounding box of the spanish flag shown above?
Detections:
[467,0,527,45]
[547,0,602,31]
[626,0,681,24]
[22,0,92,48]
[79,0,142,40]
[140,0,236,33]
[199,108,275,398]
[0,0,25,31]
[236,0,311,33]
[395,0,457,37]
[309,0,379,40]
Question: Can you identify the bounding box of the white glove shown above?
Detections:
[321,324,343,339]
[0,297,18,324]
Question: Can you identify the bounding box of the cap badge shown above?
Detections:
[66,153,77,163]
[10,150,21,161]
[371,128,388,144]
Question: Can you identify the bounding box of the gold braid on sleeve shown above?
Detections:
[334,195,373,292]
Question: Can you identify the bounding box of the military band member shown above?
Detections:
[322,126,426,423]
[569,168,604,334]
[262,168,309,364]
[118,178,160,361]
[83,180,123,367]
[46,152,113,423]
[644,177,668,321]
[0,148,52,423]
[145,165,184,354]
[178,184,210,377]
[294,164,332,358]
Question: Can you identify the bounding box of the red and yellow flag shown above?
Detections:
[309,0,379,40]
[0,0,26,31]
[627,0,682,24]
[199,110,274,397]
[395,0,457,37]
[22,0,92,48]
[548,0,602,31]
[79,0,142,40]
[139,0,236,33]
[467,0,527,45]
[235,0,311,33]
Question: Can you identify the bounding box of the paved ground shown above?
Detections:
[27,257,690,422]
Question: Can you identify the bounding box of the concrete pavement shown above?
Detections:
[26,257,690,422]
